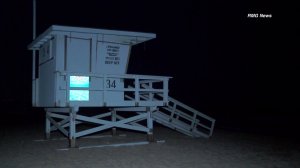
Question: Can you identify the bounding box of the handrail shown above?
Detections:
[140,83,215,137]
[56,71,172,80]
[55,71,170,105]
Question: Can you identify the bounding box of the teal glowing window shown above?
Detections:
[70,76,89,88]
[69,90,89,101]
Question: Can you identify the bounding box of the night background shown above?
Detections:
[0,0,299,136]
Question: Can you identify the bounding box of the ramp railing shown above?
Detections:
[139,83,215,138]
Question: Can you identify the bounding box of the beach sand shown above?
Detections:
[0,113,299,168]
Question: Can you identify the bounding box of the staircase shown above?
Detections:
[126,84,216,138]
[152,95,215,138]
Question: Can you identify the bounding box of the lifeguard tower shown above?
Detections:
[28,25,215,148]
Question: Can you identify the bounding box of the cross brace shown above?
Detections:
[45,107,156,147]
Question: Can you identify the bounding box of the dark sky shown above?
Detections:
[0,1,299,130]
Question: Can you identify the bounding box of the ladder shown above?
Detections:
[126,84,216,138]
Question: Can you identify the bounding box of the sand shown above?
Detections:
[0,114,299,168]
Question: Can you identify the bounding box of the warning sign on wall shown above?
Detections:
[105,45,121,65]
[97,42,130,74]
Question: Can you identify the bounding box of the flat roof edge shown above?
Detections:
[28,25,156,50]
[51,25,156,38]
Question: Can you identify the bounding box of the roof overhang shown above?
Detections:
[28,25,156,50]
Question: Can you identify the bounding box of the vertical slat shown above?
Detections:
[63,34,70,71]
[45,111,50,139]
[135,77,140,104]
[163,79,168,103]
[149,82,153,101]
[170,103,177,119]
[103,75,107,106]
[147,108,154,142]
[112,109,117,136]
[209,120,216,137]
[69,107,77,148]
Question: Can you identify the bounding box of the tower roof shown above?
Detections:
[28,25,156,50]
